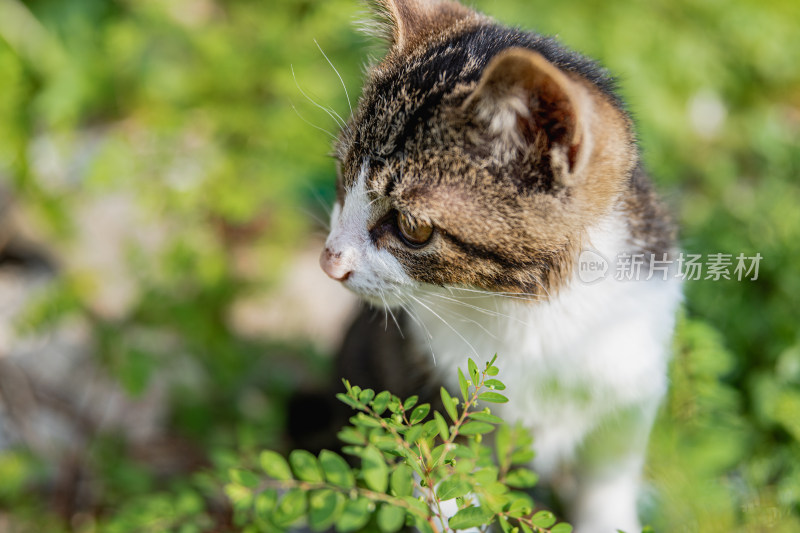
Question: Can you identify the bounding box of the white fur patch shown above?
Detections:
[325,160,414,305]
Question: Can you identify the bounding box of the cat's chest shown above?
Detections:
[406,272,680,427]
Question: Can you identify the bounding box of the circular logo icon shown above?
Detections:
[578,249,609,284]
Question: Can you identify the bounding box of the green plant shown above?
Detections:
[225,356,572,533]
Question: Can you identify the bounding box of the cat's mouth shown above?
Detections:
[332,272,412,310]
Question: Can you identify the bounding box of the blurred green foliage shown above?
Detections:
[0,0,799,531]
[228,358,575,533]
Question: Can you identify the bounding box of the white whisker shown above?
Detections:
[378,290,389,331]
[416,294,497,339]
[291,64,348,130]
[297,205,330,230]
[418,290,528,325]
[408,294,479,359]
[289,102,336,140]
[397,293,436,365]
[305,183,333,217]
[383,295,405,339]
[446,285,546,303]
[314,39,353,116]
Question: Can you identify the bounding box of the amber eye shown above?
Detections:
[397,211,433,247]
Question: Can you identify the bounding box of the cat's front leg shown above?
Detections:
[555,400,660,533]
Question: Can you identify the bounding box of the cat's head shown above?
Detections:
[320,0,637,304]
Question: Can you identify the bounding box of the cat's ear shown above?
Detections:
[364,0,472,52]
[464,47,592,186]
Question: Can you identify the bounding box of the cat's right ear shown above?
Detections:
[463,48,593,187]
[363,0,472,52]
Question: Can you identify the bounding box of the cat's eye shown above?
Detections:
[397,211,433,247]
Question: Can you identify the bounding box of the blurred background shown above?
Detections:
[0,0,798,531]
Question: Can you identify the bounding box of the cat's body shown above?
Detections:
[409,219,680,531]
[318,1,681,531]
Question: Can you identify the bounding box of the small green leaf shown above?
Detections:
[484,379,506,390]
[437,478,471,501]
[478,392,509,404]
[434,411,450,441]
[531,510,556,528]
[505,468,539,488]
[337,427,367,445]
[320,450,355,488]
[494,424,512,468]
[336,497,372,533]
[510,448,535,465]
[459,421,495,435]
[390,464,414,497]
[371,391,392,415]
[410,404,430,424]
[486,366,499,377]
[403,395,419,411]
[404,424,424,445]
[468,411,504,424]
[342,445,363,457]
[455,457,476,474]
[401,449,425,477]
[449,506,494,530]
[550,523,573,533]
[458,369,469,400]
[483,481,509,495]
[309,490,343,532]
[375,436,401,454]
[388,396,402,413]
[441,387,459,423]
[359,388,375,404]
[362,445,389,492]
[451,445,477,458]
[422,419,440,439]
[273,488,307,527]
[224,483,252,507]
[254,489,278,520]
[430,443,447,465]
[473,466,499,484]
[401,496,428,515]
[377,503,406,533]
[468,359,480,385]
[336,393,362,410]
[352,413,383,428]
[507,493,533,517]
[229,468,259,488]
[290,450,324,482]
[387,418,407,432]
[260,451,292,481]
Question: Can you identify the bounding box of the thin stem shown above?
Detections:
[446,365,490,446]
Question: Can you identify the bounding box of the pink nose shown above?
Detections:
[320,247,352,282]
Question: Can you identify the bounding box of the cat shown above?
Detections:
[317,1,682,531]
